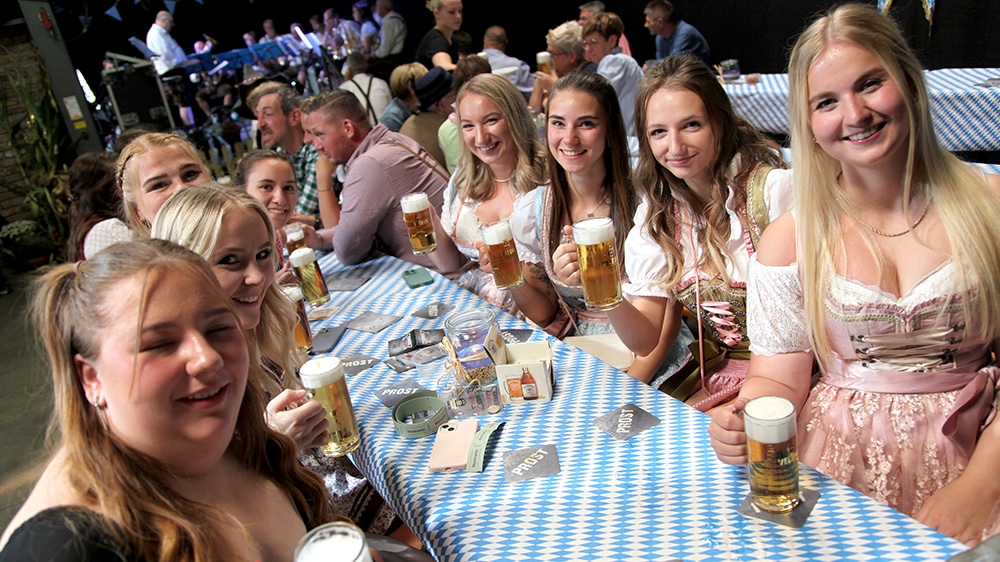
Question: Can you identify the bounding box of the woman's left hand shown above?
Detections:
[552,225,580,286]
[915,474,992,546]
[474,240,493,274]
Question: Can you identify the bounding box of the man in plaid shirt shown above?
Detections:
[247,81,332,223]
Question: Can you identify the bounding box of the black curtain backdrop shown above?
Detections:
[6,0,999,104]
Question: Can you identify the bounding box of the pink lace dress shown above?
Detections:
[748,259,1000,536]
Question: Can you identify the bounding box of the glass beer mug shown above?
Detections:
[299,357,360,457]
[400,192,437,254]
[481,219,523,290]
[743,395,800,513]
[571,216,622,310]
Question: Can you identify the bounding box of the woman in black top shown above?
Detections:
[414,0,463,71]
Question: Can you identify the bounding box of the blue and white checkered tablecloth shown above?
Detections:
[309,252,967,561]
[725,68,1000,152]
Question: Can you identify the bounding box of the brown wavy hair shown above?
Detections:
[634,54,783,287]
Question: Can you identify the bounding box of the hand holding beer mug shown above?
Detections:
[480,219,523,290]
[299,357,361,457]
[571,217,622,310]
[401,193,437,254]
[743,396,800,513]
[536,51,553,75]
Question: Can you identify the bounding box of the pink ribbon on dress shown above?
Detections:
[700,301,743,347]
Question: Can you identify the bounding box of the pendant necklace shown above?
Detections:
[586,193,610,218]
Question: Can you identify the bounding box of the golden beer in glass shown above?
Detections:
[536,51,553,74]
[299,357,360,457]
[481,219,523,290]
[281,286,313,355]
[401,193,437,254]
[572,217,622,310]
[743,396,800,513]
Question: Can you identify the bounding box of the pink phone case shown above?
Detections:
[427,419,478,473]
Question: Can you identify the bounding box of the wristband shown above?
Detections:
[391,390,448,438]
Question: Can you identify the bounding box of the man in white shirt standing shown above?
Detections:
[369,0,407,81]
[146,10,198,125]
[146,11,190,76]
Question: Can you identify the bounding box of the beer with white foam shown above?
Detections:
[743,395,800,513]
[299,357,360,457]
[401,193,437,254]
[481,219,523,289]
[572,217,622,310]
[536,51,553,74]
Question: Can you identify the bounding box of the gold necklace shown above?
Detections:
[849,199,931,238]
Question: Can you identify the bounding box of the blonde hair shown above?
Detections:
[389,62,429,99]
[30,239,333,561]
[453,74,546,204]
[634,54,783,288]
[150,183,299,396]
[116,133,210,236]
[789,3,1000,367]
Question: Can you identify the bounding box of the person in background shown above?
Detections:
[709,4,1000,545]
[434,73,546,315]
[438,55,493,174]
[233,149,301,285]
[246,81,340,228]
[84,132,212,259]
[352,1,380,56]
[380,62,429,132]
[605,54,790,398]
[582,12,643,138]
[300,89,468,277]
[529,20,597,112]
[415,0,462,72]
[369,0,407,76]
[66,152,119,262]
[400,66,454,168]
[451,30,475,59]
[0,239,335,560]
[643,0,710,66]
[578,1,632,56]
[145,11,199,125]
[339,52,392,127]
[481,26,534,99]
[259,18,279,43]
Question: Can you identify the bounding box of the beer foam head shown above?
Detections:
[295,522,367,562]
[299,356,344,388]
[481,220,513,245]
[400,193,430,213]
[536,51,551,64]
[288,247,317,268]
[743,395,796,443]
[572,216,614,245]
[280,285,305,303]
[286,228,304,242]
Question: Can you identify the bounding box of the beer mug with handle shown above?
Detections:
[743,395,800,513]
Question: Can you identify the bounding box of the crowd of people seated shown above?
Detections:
[7,2,1000,559]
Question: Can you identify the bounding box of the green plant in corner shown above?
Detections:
[0,45,73,261]
[0,219,56,265]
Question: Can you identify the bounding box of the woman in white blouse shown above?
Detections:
[433,73,546,315]
[604,54,792,399]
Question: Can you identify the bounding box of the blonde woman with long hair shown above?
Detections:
[709,4,1000,546]
[435,73,546,314]
[83,132,212,258]
[0,239,334,559]
[151,183,407,539]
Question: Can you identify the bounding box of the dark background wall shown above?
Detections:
[2,0,999,95]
